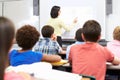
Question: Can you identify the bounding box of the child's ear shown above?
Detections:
[51,34,54,38]
[51,34,57,41]
[97,35,101,41]
[81,33,86,41]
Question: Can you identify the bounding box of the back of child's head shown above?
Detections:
[75,28,84,42]
[16,25,40,50]
[42,25,54,38]
[113,26,120,41]
[82,20,101,42]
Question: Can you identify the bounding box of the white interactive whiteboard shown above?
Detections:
[60,7,97,39]
[40,0,106,39]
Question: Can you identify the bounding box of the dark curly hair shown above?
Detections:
[16,25,40,50]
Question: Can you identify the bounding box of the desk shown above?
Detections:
[53,63,120,80]
[106,63,120,80]
[8,62,89,80]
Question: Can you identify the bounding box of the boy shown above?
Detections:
[34,25,65,55]
[9,25,61,66]
[66,28,84,59]
[69,20,120,80]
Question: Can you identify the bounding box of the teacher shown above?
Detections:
[47,5,77,47]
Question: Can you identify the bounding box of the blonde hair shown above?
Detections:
[113,26,120,40]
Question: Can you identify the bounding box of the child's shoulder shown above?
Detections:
[10,49,18,54]
[71,44,83,49]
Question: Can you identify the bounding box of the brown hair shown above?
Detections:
[113,26,120,41]
[16,25,40,50]
[42,25,54,38]
[75,28,84,42]
[82,20,101,42]
[0,16,15,80]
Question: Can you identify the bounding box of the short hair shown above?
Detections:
[82,20,101,42]
[75,28,84,42]
[50,6,60,18]
[16,25,40,50]
[42,25,54,38]
[113,26,120,41]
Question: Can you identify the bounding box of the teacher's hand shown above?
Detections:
[73,17,78,23]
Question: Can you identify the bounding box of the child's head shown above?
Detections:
[75,28,84,42]
[0,16,15,80]
[42,25,54,38]
[82,20,101,42]
[113,26,120,41]
[16,25,40,50]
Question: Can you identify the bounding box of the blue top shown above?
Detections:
[34,38,62,54]
[66,41,84,59]
[9,50,43,66]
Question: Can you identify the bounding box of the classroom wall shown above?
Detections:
[0,0,39,30]
[106,0,120,41]
[40,0,52,28]
[0,0,120,41]
[0,2,2,16]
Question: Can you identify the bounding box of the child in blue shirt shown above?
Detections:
[9,25,61,66]
[66,28,84,59]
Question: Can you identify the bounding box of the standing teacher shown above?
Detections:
[47,5,77,47]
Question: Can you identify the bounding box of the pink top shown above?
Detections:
[4,71,25,80]
[69,43,114,80]
[107,40,120,58]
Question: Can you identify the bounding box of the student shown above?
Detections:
[9,25,61,66]
[34,25,66,55]
[66,28,84,59]
[47,5,77,47]
[69,20,120,80]
[107,26,120,58]
[0,17,32,80]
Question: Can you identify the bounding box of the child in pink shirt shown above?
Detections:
[107,26,120,58]
[69,20,120,80]
[4,71,32,80]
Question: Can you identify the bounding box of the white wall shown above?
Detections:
[0,2,2,16]
[40,0,52,28]
[0,0,39,30]
[106,0,120,41]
